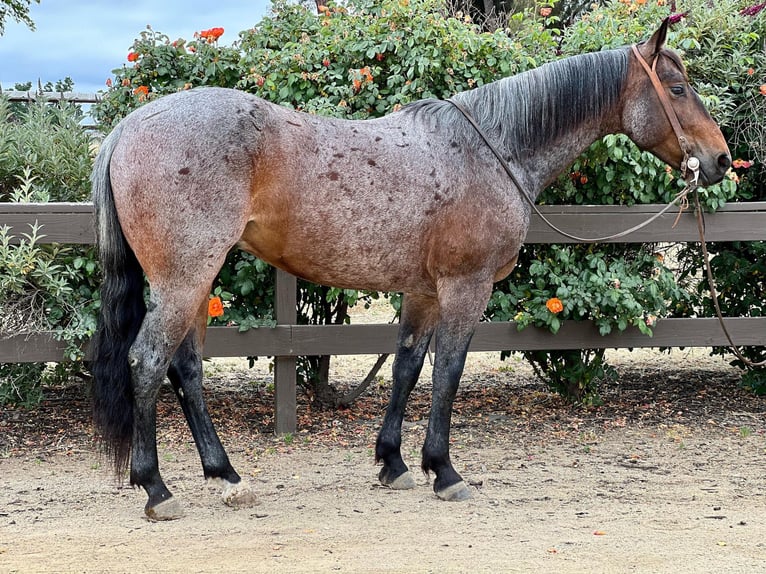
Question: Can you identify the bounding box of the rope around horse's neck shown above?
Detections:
[445,97,694,242]
[445,98,764,370]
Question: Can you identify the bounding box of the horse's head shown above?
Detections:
[621,19,731,186]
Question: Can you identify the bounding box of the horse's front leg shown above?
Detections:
[376,293,438,489]
[167,317,258,509]
[422,277,492,501]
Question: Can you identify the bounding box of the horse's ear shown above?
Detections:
[642,18,669,56]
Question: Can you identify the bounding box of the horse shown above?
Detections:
[90,19,731,520]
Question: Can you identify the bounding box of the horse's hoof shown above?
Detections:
[221,479,260,508]
[386,470,417,490]
[379,467,416,490]
[145,496,184,521]
[435,480,472,502]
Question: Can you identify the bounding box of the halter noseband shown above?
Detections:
[630,44,699,181]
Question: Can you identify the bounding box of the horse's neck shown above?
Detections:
[460,50,626,200]
[516,121,610,199]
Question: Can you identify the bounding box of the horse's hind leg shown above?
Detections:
[167,304,258,508]
[376,294,438,489]
[127,295,187,520]
[128,285,218,520]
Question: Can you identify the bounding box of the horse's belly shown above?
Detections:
[238,219,428,294]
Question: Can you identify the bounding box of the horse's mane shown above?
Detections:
[404,47,629,161]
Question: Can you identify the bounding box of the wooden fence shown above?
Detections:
[2,201,765,432]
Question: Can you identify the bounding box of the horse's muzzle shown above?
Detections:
[696,152,731,186]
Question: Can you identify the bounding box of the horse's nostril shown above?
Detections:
[718,153,732,170]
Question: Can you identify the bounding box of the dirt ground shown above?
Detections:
[2,346,766,574]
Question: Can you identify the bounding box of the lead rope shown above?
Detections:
[446,97,697,242]
[692,193,766,367]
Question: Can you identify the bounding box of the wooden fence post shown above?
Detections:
[274,268,297,434]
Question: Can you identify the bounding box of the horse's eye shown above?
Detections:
[670,85,686,96]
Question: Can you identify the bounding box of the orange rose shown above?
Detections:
[208,296,224,318]
[199,27,224,43]
[546,298,564,314]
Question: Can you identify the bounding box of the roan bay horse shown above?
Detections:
[91,20,731,519]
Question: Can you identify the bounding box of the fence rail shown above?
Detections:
[3,91,102,104]
[2,202,765,432]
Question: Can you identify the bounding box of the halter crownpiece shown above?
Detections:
[630,44,694,180]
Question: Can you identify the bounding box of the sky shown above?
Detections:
[0,1,273,95]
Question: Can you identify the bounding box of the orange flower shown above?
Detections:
[127,52,139,62]
[105,78,112,87]
[199,27,224,43]
[540,6,552,16]
[747,68,755,75]
[732,159,753,169]
[546,297,564,314]
[760,84,766,96]
[208,296,224,318]
[133,85,149,96]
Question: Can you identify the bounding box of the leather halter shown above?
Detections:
[630,44,692,176]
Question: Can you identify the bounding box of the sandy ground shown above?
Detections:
[2,334,766,572]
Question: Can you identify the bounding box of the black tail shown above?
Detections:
[90,124,146,475]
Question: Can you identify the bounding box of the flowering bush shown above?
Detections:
[486,244,690,402]
[93,25,242,129]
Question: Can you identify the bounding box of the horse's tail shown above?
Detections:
[90,123,146,475]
